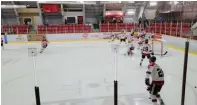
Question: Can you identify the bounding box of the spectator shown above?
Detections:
[139,17,142,26]
[144,19,149,28]
[44,20,48,26]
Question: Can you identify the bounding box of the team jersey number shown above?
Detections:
[157,68,164,77]
[143,47,149,52]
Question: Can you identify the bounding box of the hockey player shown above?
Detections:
[140,39,153,66]
[109,31,116,42]
[141,29,146,36]
[125,33,135,56]
[119,30,127,44]
[138,35,145,49]
[129,30,135,42]
[40,36,49,53]
[126,40,135,56]
[145,56,165,105]
[1,37,3,49]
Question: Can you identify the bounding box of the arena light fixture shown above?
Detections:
[1,5,27,9]
[101,1,121,3]
[170,1,179,5]
[77,1,84,4]
[127,9,135,15]
[38,1,96,4]
[174,1,179,5]
[105,11,123,16]
[128,1,135,3]
[127,11,135,15]
[150,1,157,6]
[109,1,121,3]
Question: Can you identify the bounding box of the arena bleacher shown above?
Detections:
[1,1,197,38]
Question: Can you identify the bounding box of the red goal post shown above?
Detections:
[151,34,167,56]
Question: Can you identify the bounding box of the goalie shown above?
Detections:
[140,39,153,66]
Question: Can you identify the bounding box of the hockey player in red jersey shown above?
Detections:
[140,39,153,66]
[146,56,165,105]
[40,36,49,53]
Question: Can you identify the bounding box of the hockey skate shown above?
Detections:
[40,43,48,53]
[160,100,165,105]
[124,51,133,56]
[40,48,45,53]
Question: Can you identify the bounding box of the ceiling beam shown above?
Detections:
[37,3,44,25]
[11,1,20,25]
[60,4,64,24]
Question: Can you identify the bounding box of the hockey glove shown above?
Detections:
[147,86,151,91]
[145,78,150,86]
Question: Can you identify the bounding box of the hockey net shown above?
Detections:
[151,34,168,56]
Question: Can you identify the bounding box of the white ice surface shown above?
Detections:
[1,41,197,105]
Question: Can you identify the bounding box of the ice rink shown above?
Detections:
[1,40,197,105]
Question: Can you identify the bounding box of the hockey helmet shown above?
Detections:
[141,34,145,38]
[145,39,149,44]
[150,56,156,63]
[130,46,135,50]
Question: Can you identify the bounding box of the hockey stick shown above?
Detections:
[163,51,168,55]
[153,51,168,56]
[39,48,45,53]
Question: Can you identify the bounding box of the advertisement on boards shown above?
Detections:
[28,34,44,41]
[16,35,25,41]
[7,35,27,42]
[102,33,112,39]
[82,33,89,39]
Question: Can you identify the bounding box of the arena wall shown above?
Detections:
[3,33,197,54]
[162,35,197,53]
[5,34,28,42]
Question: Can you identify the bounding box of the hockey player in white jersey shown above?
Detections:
[145,56,165,105]
[137,35,145,49]
[129,31,135,42]
[140,39,153,66]
[119,31,127,44]
[109,32,116,42]
[125,34,135,56]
